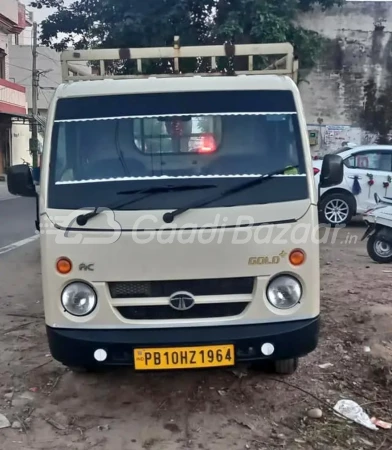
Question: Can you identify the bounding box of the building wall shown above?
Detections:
[1,0,19,25]
[298,1,392,154]
[16,27,32,45]
[0,31,10,79]
[7,44,62,167]
[0,1,31,172]
[9,45,61,111]
[9,43,91,111]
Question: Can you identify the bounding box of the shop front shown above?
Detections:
[0,78,28,175]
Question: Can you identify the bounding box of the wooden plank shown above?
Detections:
[62,42,293,63]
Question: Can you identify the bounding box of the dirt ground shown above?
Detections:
[1,223,392,450]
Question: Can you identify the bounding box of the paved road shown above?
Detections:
[0,181,14,202]
[0,182,37,250]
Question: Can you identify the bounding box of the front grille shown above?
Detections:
[116,303,248,320]
[108,278,254,299]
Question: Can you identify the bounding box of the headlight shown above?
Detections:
[267,275,302,309]
[61,282,97,316]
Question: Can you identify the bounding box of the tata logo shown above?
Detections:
[79,263,95,272]
[169,291,196,311]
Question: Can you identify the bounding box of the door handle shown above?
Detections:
[348,175,362,180]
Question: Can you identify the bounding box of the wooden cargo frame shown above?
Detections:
[61,37,298,83]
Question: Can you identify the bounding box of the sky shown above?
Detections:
[31,0,72,24]
[30,0,392,23]
[21,0,73,44]
[28,0,392,26]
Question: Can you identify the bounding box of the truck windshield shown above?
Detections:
[48,90,308,210]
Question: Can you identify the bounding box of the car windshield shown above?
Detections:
[334,146,353,154]
[48,90,309,210]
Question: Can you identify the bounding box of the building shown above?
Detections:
[8,36,92,163]
[9,45,61,118]
[0,0,30,176]
[8,44,62,158]
[298,1,392,154]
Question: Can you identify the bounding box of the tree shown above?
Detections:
[213,0,342,69]
[31,0,342,73]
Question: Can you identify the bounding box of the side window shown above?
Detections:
[345,151,392,171]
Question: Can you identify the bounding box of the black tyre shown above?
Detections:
[66,365,103,374]
[273,358,298,375]
[319,192,355,226]
[367,234,392,263]
[251,358,299,375]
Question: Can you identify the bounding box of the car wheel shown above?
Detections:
[319,193,354,226]
[273,358,299,375]
[367,234,392,263]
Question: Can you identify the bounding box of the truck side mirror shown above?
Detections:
[320,154,344,188]
[7,164,37,198]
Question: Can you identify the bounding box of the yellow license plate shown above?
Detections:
[134,345,235,370]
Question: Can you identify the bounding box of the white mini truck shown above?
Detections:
[7,40,343,375]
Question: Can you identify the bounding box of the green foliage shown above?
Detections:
[30,0,342,72]
[212,0,341,69]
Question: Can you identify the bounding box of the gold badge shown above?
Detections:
[248,251,287,266]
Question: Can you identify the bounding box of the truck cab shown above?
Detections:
[6,39,343,375]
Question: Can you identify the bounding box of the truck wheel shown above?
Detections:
[273,358,298,375]
[319,193,354,226]
[367,234,392,263]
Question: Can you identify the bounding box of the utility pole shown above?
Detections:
[31,21,39,169]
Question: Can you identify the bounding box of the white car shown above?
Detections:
[313,144,392,226]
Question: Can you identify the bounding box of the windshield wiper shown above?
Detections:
[162,166,299,224]
[76,184,217,226]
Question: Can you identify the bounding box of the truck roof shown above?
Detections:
[55,74,299,99]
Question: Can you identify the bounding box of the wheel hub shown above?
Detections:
[324,199,349,224]
[374,240,392,258]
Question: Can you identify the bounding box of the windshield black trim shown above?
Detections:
[54,90,297,121]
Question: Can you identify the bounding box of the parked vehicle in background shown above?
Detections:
[314,145,392,226]
[362,194,392,263]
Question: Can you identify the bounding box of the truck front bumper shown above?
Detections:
[46,317,319,368]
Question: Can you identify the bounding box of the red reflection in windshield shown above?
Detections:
[198,133,217,153]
